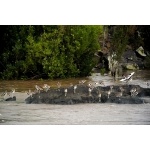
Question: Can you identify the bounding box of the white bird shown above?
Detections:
[115,92,122,100]
[130,87,138,97]
[146,82,149,88]
[130,88,135,96]
[10,89,15,98]
[107,86,113,99]
[81,80,86,84]
[35,85,43,93]
[88,82,95,89]
[110,85,114,93]
[73,85,77,93]
[42,84,50,92]
[88,82,92,87]
[26,89,33,98]
[64,88,68,97]
[79,80,86,84]
[1,91,8,100]
[98,92,101,102]
[120,72,135,83]
[107,90,111,99]
[88,87,92,96]
[94,82,99,85]
[99,80,105,86]
[115,87,123,100]
[94,82,100,87]
[1,90,7,96]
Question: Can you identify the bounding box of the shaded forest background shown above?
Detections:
[0,25,150,80]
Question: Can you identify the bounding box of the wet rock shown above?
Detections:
[25,84,150,105]
[5,96,16,101]
[136,46,146,57]
[125,63,139,70]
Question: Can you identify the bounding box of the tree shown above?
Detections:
[0,25,103,79]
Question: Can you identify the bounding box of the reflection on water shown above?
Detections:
[0,77,90,92]
[0,70,150,92]
[0,70,150,125]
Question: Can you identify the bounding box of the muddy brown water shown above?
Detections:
[0,77,90,92]
[0,70,150,125]
[0,102,150,125]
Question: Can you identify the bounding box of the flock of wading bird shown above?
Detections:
[0,72,150,102]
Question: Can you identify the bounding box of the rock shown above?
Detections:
[25,84,150,105]
[5,96,16,101]
[121,48,146,70]
[136,46,146,57]
[125,63,139,70]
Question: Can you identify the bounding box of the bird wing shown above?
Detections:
[126,72,135,79]
[120,78,127,82]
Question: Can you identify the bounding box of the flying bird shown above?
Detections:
[120,72,135,83]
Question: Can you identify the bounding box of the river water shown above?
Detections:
[0,70,150,125]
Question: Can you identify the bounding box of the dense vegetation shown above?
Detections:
[0,25,150,80]
[0,25,103,79]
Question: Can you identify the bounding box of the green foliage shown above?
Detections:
[144,55,150,68]
[100,68,106,75]
[0,25,103,79]
[111,26,129,61]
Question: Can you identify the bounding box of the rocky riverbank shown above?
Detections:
[25,84,150,104]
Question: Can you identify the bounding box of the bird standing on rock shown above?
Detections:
[1,91,8,100]
[64,88,68,97]
[115,87,123,100]
[98,91,101,102]
[79,80,86,84]
[88,82,92,87]
[42,84,50,92]
[88,82,95,89]
[130,87,138,97]
[146,82,149,88]
[115,92,122,100]
[99,80,105,86]
[10,88,15,98]
[107,86,113,99]
[35,85,43,93]
[26,89,33,98]
[73,85,77,94]
[88,87,92,96]
[110,85,113,91]
[107,90,111,99]
[94,82,100,87]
